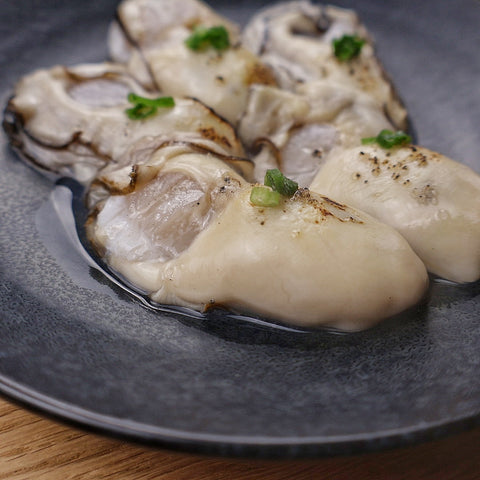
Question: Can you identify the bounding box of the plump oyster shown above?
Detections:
[239,81,394,185]
[109,0,276,124]
[310,145,480,283]
[87,142,428,331]
[242,1,408,130]
[236,1,408,186]
[4,62,247,184]
[87,143,248,267]
[110,0,241,59]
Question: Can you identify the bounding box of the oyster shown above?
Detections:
[109,0,276,124]
[239,80,393,185]
[87,142,428,331]
[236,1,408,186]
[310,145,480,283]
[242,0,408,130]
[4,62,248,184]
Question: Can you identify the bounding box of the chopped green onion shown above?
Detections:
[127,93,175,108]
[332,35,365,61]
[250,169,298,208]
[250,186,281,207]
[362,129,412,149]
[185,25,230,51]
[125,103,156,120]
[264,168,298,197]
[125,93,175,120]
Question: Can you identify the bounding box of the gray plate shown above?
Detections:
[0,0,479,458]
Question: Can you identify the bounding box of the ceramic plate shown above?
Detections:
[0,0,479,458]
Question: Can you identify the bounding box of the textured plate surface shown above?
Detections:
[0,0,479,458]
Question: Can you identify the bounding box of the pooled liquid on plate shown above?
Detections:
[36,178,317,337]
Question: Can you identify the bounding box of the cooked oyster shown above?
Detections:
[109,0,276,124]
[4,63,247,184]
[110,0,240,57]
[310,145,480,283]
[87,142,428,331]
[242,1,408,130]
[88,143,248,267]
[239,81,393,185]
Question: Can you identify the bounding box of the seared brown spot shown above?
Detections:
[410,151,428,167]
[320,195,348,211]
[198,127,232,149]
[245,62,277,86]
[293,188,363,223]
[184,17,202,30]
[187,96,242,149]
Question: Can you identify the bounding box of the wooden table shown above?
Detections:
[1,396,479,479]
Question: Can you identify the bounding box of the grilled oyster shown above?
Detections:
[242,1,408,130]
[239,80,393,185]
[109,0,276,124]
[236,1,407,185]
[310,145,480,283]
[87,142,428,331]
[4,63,247,184]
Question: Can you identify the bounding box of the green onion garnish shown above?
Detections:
[250,186,282,207]
[250,169,299,207]
[125,93,175,120]
[264,168,298,198]
[332,35,365,61]
[362,129,412,149]
[185,25,230,51]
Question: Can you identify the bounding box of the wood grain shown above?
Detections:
[0,396,479,480]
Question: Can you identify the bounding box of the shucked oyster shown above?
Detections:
[109,0,276,124]
[239,80,394,185]
[4,62,247,184]
[87,142,428,331]
[242,1,408,130]
[310,145,480,283]
[236,1,407,186]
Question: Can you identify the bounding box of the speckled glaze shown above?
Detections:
[0,0,479,458]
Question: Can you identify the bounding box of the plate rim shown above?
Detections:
[1,373,479,458]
